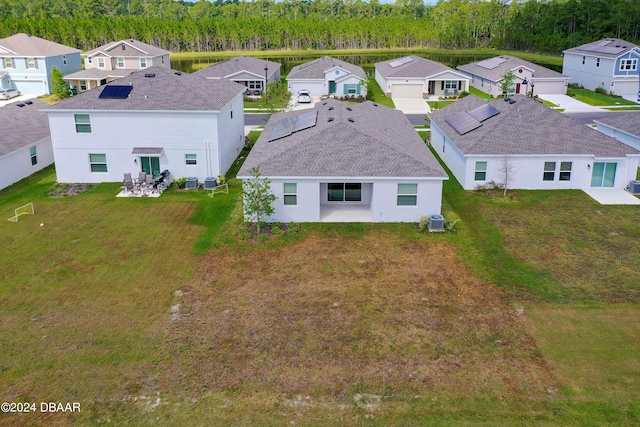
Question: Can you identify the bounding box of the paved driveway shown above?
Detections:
[287,95,321,111]
[536,94,602,113]
[0,93,38,107]
[392,97,431,114]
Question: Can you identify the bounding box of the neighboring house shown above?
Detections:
[0,99,54,190]
[238,99,447,223]
[594,113,640,151]
[195,56,281,95]
[562,38,640,99]
[0,33,81,95]
[286,56,367,98]
[429,95,640,191]
[42,66,246,184]
[375,55,470,98]
[457,55,569,97]
[64,39,171,93]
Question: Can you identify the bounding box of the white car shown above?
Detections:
[0,88,21,100]
[298,90,311,103]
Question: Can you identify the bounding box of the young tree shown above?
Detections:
[243,166,276,233]
[498,69,515,96]
[498,155,516,197]
[51,66,70,99]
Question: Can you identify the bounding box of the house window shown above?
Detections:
[397,183,417,206]
[79,80,87,91]
[444,80,457,89]
[328,183,361,202]
[283,183,297,205]
[248,81,261,89]
[117,57,125,68]
[63,55,67,66]
[27,58,36,69]
[475,161,487,181]
[582,56,586,65]
[559,162,572,181]
[185,154,197,165]
[74,114,91,133]
[231,110,233,119]
[162,55,165,65]
[89,154,107,173]
[97,57,105,68]
[140,58,147,68]
[596,58,600,68]
[88,57,92,64]
[620,59,638,71]
[30,146,37,166]
[344,84,360,95]
[543,161,556,181]
[4,57,13,68]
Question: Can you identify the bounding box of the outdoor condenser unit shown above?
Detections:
[428,214,445,232]
[629,180,640,194]
[204,177,217,189]
[186,177,199,189]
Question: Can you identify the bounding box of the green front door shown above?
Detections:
[140,157,161,178]
[329,81,336,94]
[590,162,617,187]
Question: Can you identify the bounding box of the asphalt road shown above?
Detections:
[564,110,640,125]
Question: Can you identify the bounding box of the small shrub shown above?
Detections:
[595,87,607,95]
[474,180,504,191]
[271,225,284,235]
[288,222,300,233]
[418,216,430,231]
[237,228,252,241]
[459,91,470,98]
[172,177,187,189]
[257,233,270,242]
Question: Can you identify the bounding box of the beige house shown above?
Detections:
[64,39,170,93]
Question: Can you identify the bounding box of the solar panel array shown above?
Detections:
[445,112,482,135]
[389,57,414,68]
[99,85,133,99]
[297,58,320,70]
[467,104,500,122]
[582,44,626,55]
[476,57,508,70]
[268,110,318,142]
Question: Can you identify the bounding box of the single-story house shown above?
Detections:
[286,56,367,98]
[594,113,640,151]
[563,38,640,100]
[64,39,171,93]
[0,99,54,190]
[238,99,448,223]
[42,66,246,184]
[0,33,82,95]
[195,56,281,95]
[457,55,569,97]
[375,55,470,98]
[429,95,640,190]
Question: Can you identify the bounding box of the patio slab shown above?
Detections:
[320,205,373,222]
[583,188,640,205]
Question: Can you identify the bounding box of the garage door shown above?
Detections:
[15,80,46,96]
[391,84,422,98]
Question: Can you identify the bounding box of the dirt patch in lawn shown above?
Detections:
[47,183,96,197]
[159,232,554,401]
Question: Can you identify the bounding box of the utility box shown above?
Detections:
[428,214,445,232]
[204,177,217,189]
[186,177,198,189]
[630,180,640,194]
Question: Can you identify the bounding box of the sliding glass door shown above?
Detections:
[590,162,617,187]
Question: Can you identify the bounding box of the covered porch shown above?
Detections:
[320,205,373,222]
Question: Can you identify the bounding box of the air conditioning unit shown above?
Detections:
[204,177,217,189]
[186,177,198,189]
[428,214,445,232]
[629,180,640,194]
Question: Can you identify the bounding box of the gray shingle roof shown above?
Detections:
[239,99,447,178]
[375,55,461,79]
[0,99,50,156]
[45,66,245,112]
[287,56,365,80]
[594,112,640,138]
[563,38,639,58]
[0,33,79,57]
[84,39,170,58]
[428,95,640,157]
[195,56,281,79]
[457,55,567,82]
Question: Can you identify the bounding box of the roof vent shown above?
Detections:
[328,117,334,122]
[25,100,33,105]
[347,118,354,122]
[509,99,516,104]
[122,44,125,50]
[328,106,334,110]
[504,97,510,102]
[373,103,378,107]
[16,103,25,107]
[175,71,182,75]
[322,102,327,105]
[144,73,155,78]
[346,106,352,111]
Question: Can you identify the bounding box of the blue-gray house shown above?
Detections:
[0,33,82,95]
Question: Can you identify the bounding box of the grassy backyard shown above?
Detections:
[1,153,639,425]
[567,87,638,107]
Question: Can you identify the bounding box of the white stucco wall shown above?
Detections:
[0,136,54,190]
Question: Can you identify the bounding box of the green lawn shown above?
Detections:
[367,76,395,108]
[567,87,638,106]
[468,86,493,100]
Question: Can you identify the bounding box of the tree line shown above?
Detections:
[0,0,638,53]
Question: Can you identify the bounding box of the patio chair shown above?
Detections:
[145,174,153,186]
[125,180,135,194]
[124,172,132,183]
[137,171,146,185]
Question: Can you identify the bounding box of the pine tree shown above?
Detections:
[51,66,70,99]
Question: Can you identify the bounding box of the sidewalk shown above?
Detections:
[536,94,602,113]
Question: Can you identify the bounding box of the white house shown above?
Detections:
[457,56,569,97]
[595,113,640,151]
[375,55,470,98]
[195,56,281,95]
[563,38,640,100]
[238,99,447,223]
[286,56,367,98]
[43,66,246,184]
[64,39,171,93]
[0,99,54,191]
[429,95,640,191]
[0,33,82,95]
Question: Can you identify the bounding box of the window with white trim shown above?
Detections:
[140,58,147,68]
[475,161,487,181]
[559,162,572,181]
[344,83,360,95]
[581,56,586,65]
[30,146,37,166]
[596,58,600,68]
[283,183,297,205]
[5,57,13,68]
[444,80,457,89]
[87,57,92,64]
[74,114,91,133]
[27,58,36,69]
[97,57,105,68]
[89,154,107,172]
[620,59,637,71]
[397,183,417,206]
[162,55,165,65]
[328,183,361,201]
[62,55,67,66]
[543,161,556,181]
[117,57,125,68]
[185,154,197,165]
[80,80,87,91]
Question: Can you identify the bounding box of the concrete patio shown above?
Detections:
[583,188,640,205]
[320,205,373,222]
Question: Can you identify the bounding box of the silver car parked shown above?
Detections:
[0,88,21,100]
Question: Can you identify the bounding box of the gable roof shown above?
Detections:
[287,56,365,80]
[428,95,640,157]
[238,99,447,178]
[0,33,79,57]
[375,55,467,80]
[458,55,567,82]
[594,112,640,138]
[44,66,245,112]
[563,38,639,58]
[195,56,281,80]
[84,39,170,58]
[0,99,50,157]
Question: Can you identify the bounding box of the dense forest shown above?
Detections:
[0,0,638,53]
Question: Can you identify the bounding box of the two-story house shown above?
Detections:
[0,33,81,95]
[64,39,171,93]
[563,38,640,100]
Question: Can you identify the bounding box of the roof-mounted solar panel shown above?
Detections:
[389,57,413,68]
[445,112,482,135]
[467,104,500,122]
[268,111,318,142]
[99,85,133,99]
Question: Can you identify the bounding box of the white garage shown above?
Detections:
[391,84,423,98]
